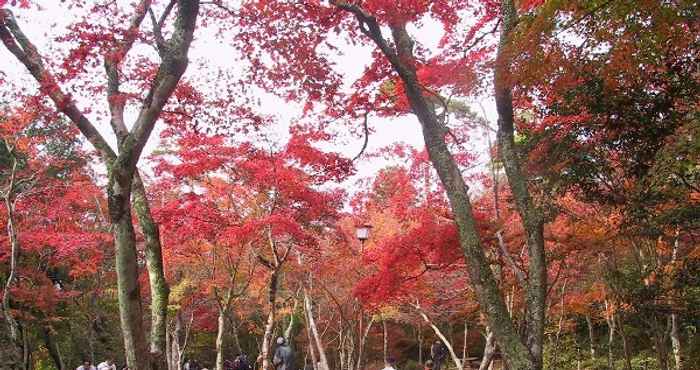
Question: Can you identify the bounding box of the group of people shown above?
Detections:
[184,336,293,370]
[75,359,124,370]
[76,337,445,370]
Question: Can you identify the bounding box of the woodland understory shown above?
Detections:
[0,1,698,370]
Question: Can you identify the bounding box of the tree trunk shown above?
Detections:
[305,310,318,370]
[133,175,170,369]
[670,231,683,370]
[478,329,496,370]
[216,306,228,370]
[585,314,596,360]
[418,321,423,365]
[304,289,330,370]
[605,307,615,370]
[42,326,65,370]
[2,158,27,370]
[671,313,682,370]
[494,1,546,367]
[416,306,464,370]
[355,315,374,370]
[616,316,632,370]
[285,297,299,343]
[462,321,469,369]
[261,270,279,370]
[382,317,388,364]
[109,172,150,370]
[550,280,567,370]
[649,316,669,370]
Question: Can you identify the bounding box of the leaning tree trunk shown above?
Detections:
[304,289,330,370]
[331,2,538,368]
[42,325,65,370]
[415,305,464,370]
[355,314,373,370]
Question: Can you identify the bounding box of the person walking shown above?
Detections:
[272,337,294,370]
[430,341,447,370]
[76,360,96,370]
[97,359,116,370]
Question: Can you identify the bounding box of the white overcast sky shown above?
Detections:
[0,1,497,192]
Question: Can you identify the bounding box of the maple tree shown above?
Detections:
[0,1,202,368]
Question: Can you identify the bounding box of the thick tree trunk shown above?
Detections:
[261,270,279,370]
[42,326,65,370]
[108,168,151,370]
[304,289,330,370]
[133,175,170,369]
[494,1,546,367]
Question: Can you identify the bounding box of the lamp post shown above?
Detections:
[355,223,372,253]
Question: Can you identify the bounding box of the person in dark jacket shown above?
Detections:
[273,337,294,370]
[430,341,447,370]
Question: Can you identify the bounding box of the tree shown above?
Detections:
[0,1,200,368]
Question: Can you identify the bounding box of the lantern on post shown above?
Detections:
[355,223,372,253]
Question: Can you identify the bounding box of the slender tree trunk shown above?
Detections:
[616,316,632,370]
[671,314,682,370]
[550,280,568,370]
[305,309,318,370]
[478,329,496,370]
[216,306,229,370]
[418,321,423,365]
[261,270,279,370]
[356,315,373,370]
[605,302,615,370]
[2,158,27,370]
[42,325,65,370]
[304,289,330,370]
[416,306,464,370]
[585,314,596,360]
[670,231,683,370]
[462,321,469,369]
[382,317,388,363]
[285,297,299,343]
[649,316,669,370]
